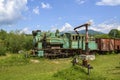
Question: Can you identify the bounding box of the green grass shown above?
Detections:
[0,54,120,80]
[54,54,120,80]
[91,54,120,80]
[0,54,71,80]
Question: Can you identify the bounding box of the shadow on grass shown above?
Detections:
[116,66,120,68]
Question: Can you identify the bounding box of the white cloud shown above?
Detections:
[50,24,59,32]
[96,23,120,33]
[89,26,100,31]
[50,23,73,32]
[59,23,73,32]
[96,0,120,6]
[76,0,86,4]
[94,24,113,32]
[117,26,120,30]
[89,18,120,33]
[33,6,40,15]
[51,19,120,33]
[20,27,31,34]
[0,0,28,25]
[75,18,120,33]
[51,26,57,32]
[41,2,52,9]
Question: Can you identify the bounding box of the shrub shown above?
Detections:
[0,45,6,56]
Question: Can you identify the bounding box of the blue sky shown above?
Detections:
[0,0,120,33]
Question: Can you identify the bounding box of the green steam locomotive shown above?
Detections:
[31,30,97,58]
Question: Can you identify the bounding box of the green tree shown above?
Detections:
[23,35,33,50]
[55,29,60,37]
[0,29,7,40]
[0,39,6,56]
[108,29,120,38]
[95,34,110,38]
[5,31,32,53]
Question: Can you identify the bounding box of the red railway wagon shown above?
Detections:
[95,38,115,51]
[114,39,120,51]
